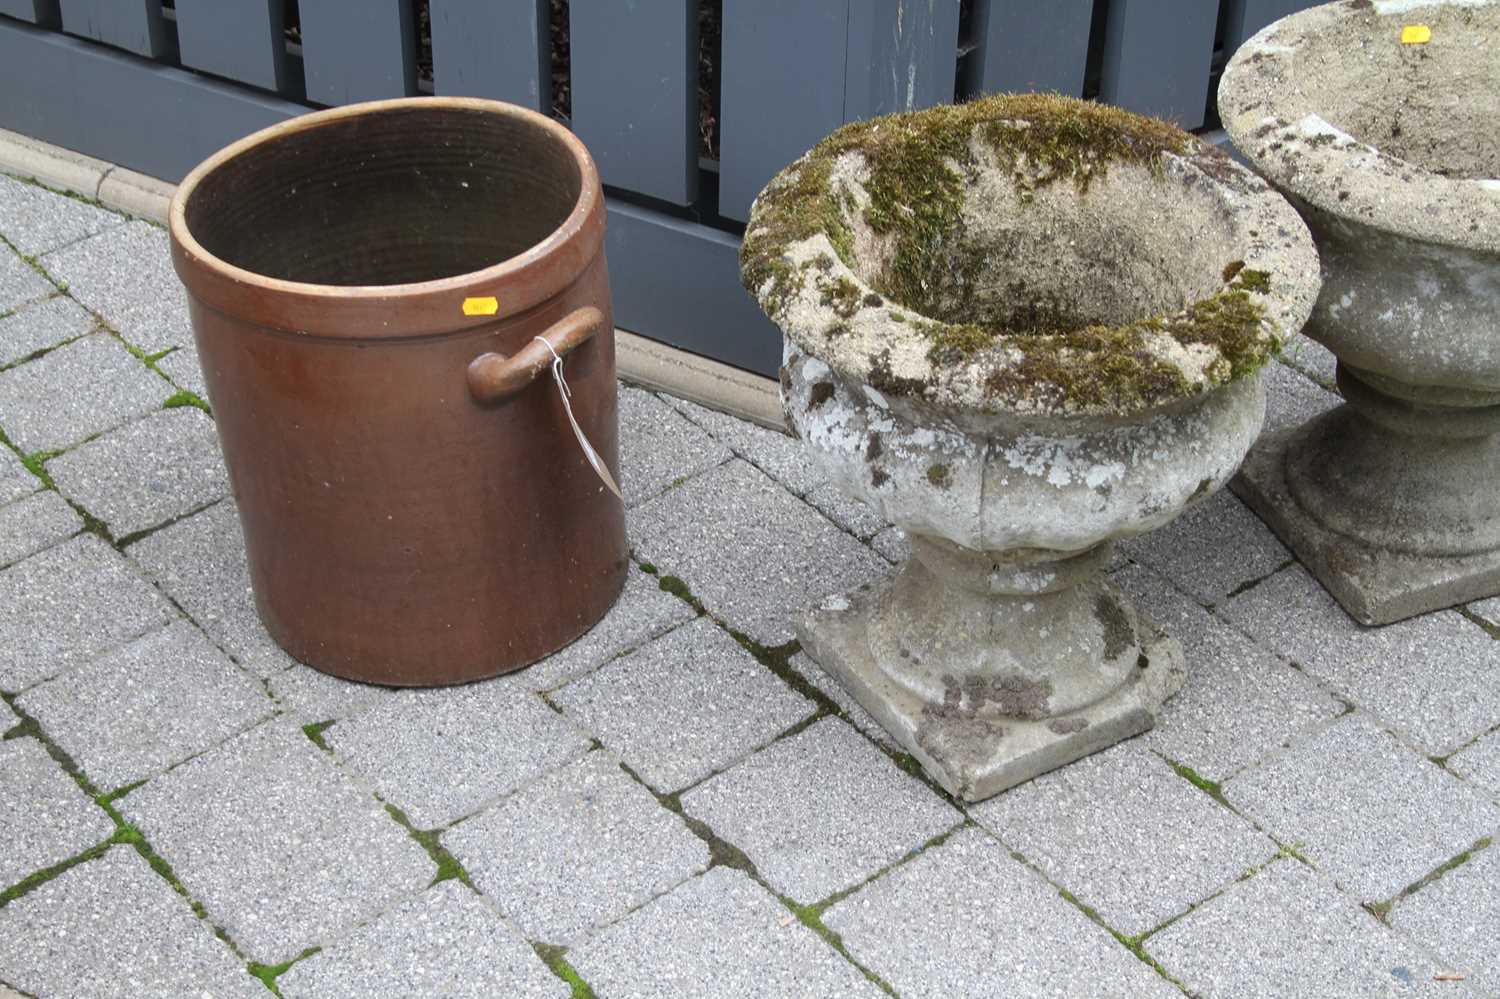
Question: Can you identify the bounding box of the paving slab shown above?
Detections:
[278,879,567,999]
[324,677,592,829]
[0,698,16,733]
[0,534,175,693]
[1147,859,1466,999]
[1224,713,1500,903]
[617,386,731,507]
[804,481,888,541]
[629,459,891,645]
[269,663,396,723]
[0,174,123,257]
[823,826,1180,999]
[1278,337,1339,389]
[154,344,208,398]
[516,565,696,692]
[0,488,81,568]
[668,397,824,497]
[47,407,229,537]
[0,293,94,366]
[569,866,884,999]
[1114,563,1343,780]
[128,499,299,676]
[971,741,1277,937]
[0,247,54,315]
[1469,596,1500,629]
[17,620,274,791]
[0,847,263,999]
[0,446,39,506]
[681,717,958,904]
[551,617,815,793]
[0,737,115,889]
[869,525,909,564]
[1120,490,1290,605]
[0,333,172,453]
[1448,729,1500,803]
[1391,844,1500,996]
[445,751,710,943]
[119,718,434,964]
[1221,565,1500,756]
[787,651,897,750]
[41,221,192,353]
[1260,358,1342,435]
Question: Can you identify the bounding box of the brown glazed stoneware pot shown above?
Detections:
[169,97,627,686]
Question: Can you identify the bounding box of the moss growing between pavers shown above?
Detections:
[533,944,600,999]
[379,801,474,890]
[163,389,211,415]
[301,720,334,753]
[1367,835,1494,924]
[247,946,321,997]
[1162,758,1230,808]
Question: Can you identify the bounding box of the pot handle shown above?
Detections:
[466,306,605,404]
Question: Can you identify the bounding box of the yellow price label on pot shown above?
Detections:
[462,296,499,316]
[1401,24,1431,44]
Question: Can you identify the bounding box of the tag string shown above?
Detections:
[533,336,623,501]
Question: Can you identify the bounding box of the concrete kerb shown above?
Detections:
[0,128,785,431]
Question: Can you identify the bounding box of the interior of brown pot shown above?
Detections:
[183,105,583,286]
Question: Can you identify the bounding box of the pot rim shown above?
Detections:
[168,96,606,339]
[1217,0,1500,257]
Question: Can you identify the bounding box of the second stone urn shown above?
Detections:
[741,95,1320,800]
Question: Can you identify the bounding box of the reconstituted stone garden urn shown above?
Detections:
[741,95,1320,801]
[1219,0,1500,624]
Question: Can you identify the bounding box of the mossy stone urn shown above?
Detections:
[741,95,1320,801]
[1220,0,1500,625]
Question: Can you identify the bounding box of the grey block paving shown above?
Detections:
[630,459,891,645]
[971,742,1277,938]
[517,565,696,692]
[120,718,434,964]
[0,174,124,258]
[42,222,192,353]
[1469,595,1500,629]
[682,718,959,904]
[1114,564,1343,780]
[1261,358,1341,434]
[0,446,39,506]
[0,488,81,567]
[155,343,208,398]
[1391,845,1500,995]
[47,407,229,537]
[1147,860,1464,999]
[0,293,95,366]
[324,678,592,829]
[824,826,1181,999]
[269,663,396,723]
[0,333,172,453]
[0,847,263,999]
[552,617,815,793]
[17,620,275,791]
[278,880,568,999]
[787,651,897,750]
[1224,713,1500,903]
[805,480,888,540]
[1222,565,1500,756]
[129,499,299,676]
[0,534,175,692]
[1449,729,1500,804]
[0,697,16,732]
[0,248,54,315]
[0,737,115,889]
[1120,489,1289,604]
[869,524,910,564]
[617,385,731,507]
[445,751,710,943]
[669,397,825,497]
[569,866,885,999]
[1278,337,1339,389]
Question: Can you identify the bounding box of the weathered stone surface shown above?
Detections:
[17,620,274,791]
[0,247,54,315]
[1448,730,1500,805]
[617,386,731,507]
[41,221,192,353]
[1224,714,1500,903]
[786,651,896,750]
[445,751,710,943]
[0,847,263,999]
[0,333,172,453]
[0,446,39,507]
[681,718,959,904]
[1114,563,1342,780]
[0,294,94,367]
[268,664,396,723]
[277,880,567,999]
[47,407,228,537]
[0,174,123,257]
[0,534,175,692]
[1222,565,1500,756]
[1391,844,1500,996]
[119,718,434,964]
[972,742,1276,937]
[824,826,1180,999]
[629,459,890,645]
[0,737,115,889]
[569,866,884,998]
[667,397,823,497]
[128,500,298,676]
[154,344,208,398]
[324,678,592,829]
[551,617,814,793]
[1149,860,1465,999]
[516,565,695,692]
[0,488,81,568]
[1121,489,1289,604]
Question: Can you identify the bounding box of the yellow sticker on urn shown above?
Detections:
[1400,24,1432,44]
[462,296,499,316]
